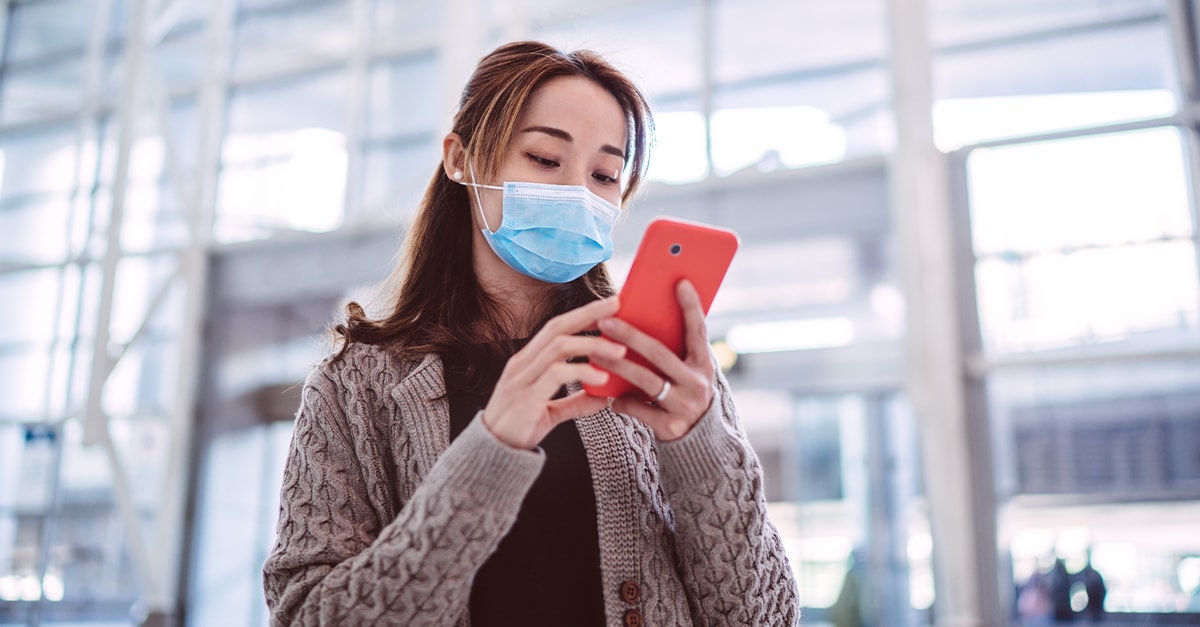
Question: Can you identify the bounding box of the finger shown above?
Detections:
[588,352,666,402]
[524,296,620,355]
[520,361,611,400]
[546,390,611,424]
[506,334,625,384]
[596,316,692,387]
[676,280,710,366]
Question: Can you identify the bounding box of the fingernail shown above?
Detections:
[599,319,615,331]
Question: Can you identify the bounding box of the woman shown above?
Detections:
[263,40,800,626]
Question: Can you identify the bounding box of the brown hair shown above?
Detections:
[334,41,654,379]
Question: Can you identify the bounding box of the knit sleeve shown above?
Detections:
[655,368,801,626]
[262,363,544,626]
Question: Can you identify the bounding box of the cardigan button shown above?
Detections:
[620,580,640,603]
[623,608,644,627]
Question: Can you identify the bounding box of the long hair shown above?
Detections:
[334,41,655,384]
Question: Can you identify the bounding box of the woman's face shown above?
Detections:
[473,75,628,232]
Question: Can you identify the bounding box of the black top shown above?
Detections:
[443,342,606,627]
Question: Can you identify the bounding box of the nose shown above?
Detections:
[566,163,591,188]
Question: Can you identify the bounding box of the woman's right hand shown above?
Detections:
[480,296,626,449]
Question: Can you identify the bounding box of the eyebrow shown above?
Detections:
[520,125,627,160]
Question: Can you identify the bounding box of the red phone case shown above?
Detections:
[584,217,739,398]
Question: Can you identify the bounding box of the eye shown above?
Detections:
[527,153,559,168]
[592,171,619,185]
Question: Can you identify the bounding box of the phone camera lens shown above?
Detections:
[669,244,682,255]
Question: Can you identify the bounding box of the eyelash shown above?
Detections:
[528,153,559,168]
[527,152,619,185]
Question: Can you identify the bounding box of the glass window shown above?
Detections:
[933,18,1176,147]
[713,0,886,83]
[362,140,439,220]
[0,515,43,602]
[90,110,198,248]
[109,255,186,345]
[714,67,893,170]
[103,339,181,417]
[0,125,85,199]
[57,418,112,497]
[51,419,141,602]
[148,33,211,93]
[189,424,290,626]
[107,416,172,508]
[643,98,707,184]
[0,195,73,264]
[120,185,195,253]
[713,238,860,316]
[765,393,929,619]
[233,1,352,80]
[934,89,1177,152]
[166,99,203,175]
[930,0,1163,48]
[7,0,98,63]
[968,128,1190,256]
[710,1,892,172]
[533,1,703,101]
[218,71,349,241]
[976,242,1199,352]
[227,71,349,134]
[151,0,210,38]
[0,59,87,127]
[989,360,1200,615]
[967,127,1198,353]
[0,269,62,345]
[0,424,56,511]
[371,0,442,44]
[0,349,50,420]
[239,0,321,10]
[366,53,441,140]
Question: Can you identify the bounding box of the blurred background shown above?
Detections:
[1,0,1198,625]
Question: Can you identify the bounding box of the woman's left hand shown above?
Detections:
[592,279,716,441]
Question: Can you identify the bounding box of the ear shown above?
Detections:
[442,132,467,181]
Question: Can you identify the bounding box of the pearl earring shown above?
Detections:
[453,170,463,180]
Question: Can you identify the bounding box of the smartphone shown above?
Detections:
[584,217,739,398]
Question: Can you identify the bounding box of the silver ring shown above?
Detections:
[654,380,671,403]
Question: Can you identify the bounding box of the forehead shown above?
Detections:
[517,76,628,148]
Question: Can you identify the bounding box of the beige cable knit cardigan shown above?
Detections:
[262,341,800,626]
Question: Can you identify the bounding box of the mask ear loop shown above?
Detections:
[456,162,502,232]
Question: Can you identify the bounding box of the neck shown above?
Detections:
[472,233,559,339]
[481,280,557,339]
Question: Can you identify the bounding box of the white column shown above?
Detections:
[885,0,1002,625]
[342,0,370,223]
[151,0,234,618]
[439,0,489,133]
[81,0,160,607]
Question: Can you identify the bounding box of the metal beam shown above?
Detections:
[155,0,235,620]
[341,0,369,222]
[700,0,714,178]
[440,0,488,130]
[1166,0,1200,335]
[885,0,1002,624]
[81,0,163,611]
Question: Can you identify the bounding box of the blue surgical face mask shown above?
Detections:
[459,166,620,283]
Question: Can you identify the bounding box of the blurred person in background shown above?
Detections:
[828,547,877,627]
[1048,557,1074,623]
[260,40,799,626]
[1017,566,1053,625]
[1074,550,1106,623]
